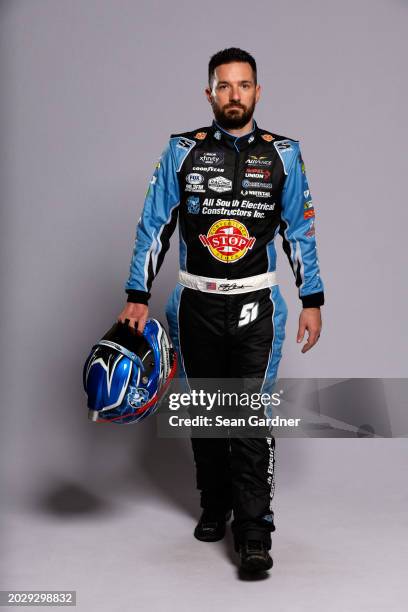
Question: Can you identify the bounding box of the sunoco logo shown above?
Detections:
[199,219,256,262]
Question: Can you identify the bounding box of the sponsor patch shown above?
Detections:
[305,220,315,238]
[245,168,271,180]
[186,173,204,185]
[262,134,274,142]
[199,219,256,262]
[194,151,224,166]
[186,196,200,214]
[185,184,205,193]
[176,137,194,150]
[242,179,273,189]
[192,165,224,173]
[245,155,272,166]
[304,208,315,219]
[275,139,293,152]
[241,189,271,198]
[208,175,232,193]
[195,131,207,140]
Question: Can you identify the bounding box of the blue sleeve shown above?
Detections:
[279,142,324,308]
[124,139,181,304]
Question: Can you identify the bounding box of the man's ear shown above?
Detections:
[255,83,261,104]
[204,86,212,104]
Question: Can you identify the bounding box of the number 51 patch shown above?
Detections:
[238,302,259,327]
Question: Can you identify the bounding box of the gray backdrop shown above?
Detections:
[1,1,407,610]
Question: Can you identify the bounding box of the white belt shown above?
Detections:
[178,270,278,295]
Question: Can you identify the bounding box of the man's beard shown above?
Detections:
[211,99,256,130]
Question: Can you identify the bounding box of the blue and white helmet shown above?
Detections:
[83,319,176,424]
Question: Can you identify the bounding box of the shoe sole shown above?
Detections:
[193,530,226,542]
[240,556,273,573]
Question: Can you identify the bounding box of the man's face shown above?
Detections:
[205,61,261,129]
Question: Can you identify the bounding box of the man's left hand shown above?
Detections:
[297,308,322,354]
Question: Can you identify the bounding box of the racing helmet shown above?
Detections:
[83,318,177,424]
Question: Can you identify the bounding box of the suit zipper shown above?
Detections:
[232,147,240,202]
[226,147,241,283]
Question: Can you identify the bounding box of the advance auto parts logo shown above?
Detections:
[199,219,256,262]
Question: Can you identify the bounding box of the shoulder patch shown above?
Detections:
[175,136,195,151]
[275,139,294,153]
[273,139,299,175]
[170,135,196,172]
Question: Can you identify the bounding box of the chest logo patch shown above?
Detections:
[194,151,224,166]
[208,176,232,193]
[187,196,200,214]
[199,219,256,262]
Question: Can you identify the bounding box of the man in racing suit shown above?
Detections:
[118,48,324,572]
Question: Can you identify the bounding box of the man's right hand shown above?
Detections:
[117,303,148,333]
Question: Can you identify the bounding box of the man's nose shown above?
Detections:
[230,86,241,101]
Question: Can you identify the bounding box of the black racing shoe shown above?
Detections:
[194,510,232,542]
[239,540,273,572]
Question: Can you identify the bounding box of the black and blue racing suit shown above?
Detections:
[124,119,324,549]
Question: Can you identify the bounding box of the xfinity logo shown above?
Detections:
[194,151,224,166]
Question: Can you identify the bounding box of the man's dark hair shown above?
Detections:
[208,47,257,87]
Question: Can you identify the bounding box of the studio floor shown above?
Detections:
[2,440,407,612]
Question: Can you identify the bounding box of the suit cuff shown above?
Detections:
[301,291,324,308]
[126,289,151,305]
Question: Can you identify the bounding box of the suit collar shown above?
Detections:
[210,118,259,151]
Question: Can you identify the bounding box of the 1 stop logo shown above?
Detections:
[199,219,256,262]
